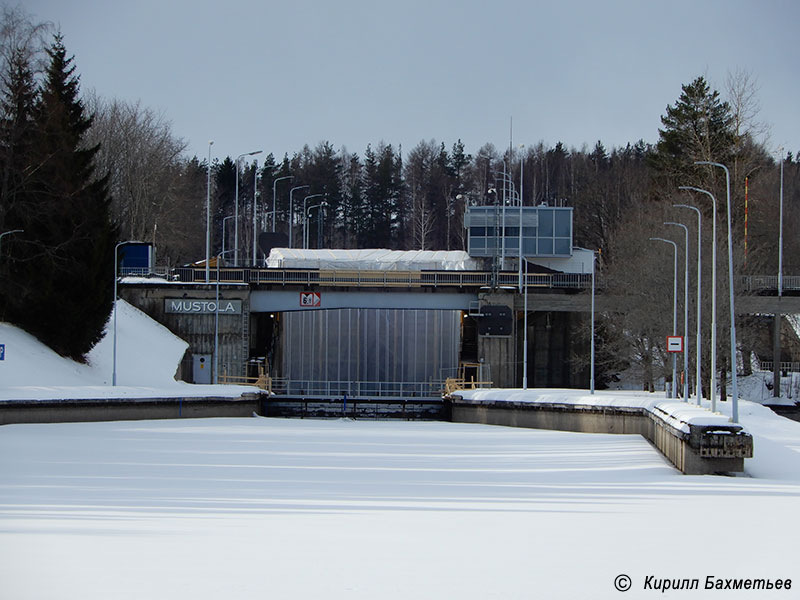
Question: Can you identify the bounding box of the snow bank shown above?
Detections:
[0,299,255,400]
[0,322,100,386]
[86,299,188,386]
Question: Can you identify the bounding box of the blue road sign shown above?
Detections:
[0,344,5,360]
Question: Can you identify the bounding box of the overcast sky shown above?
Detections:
[25,0,800,162]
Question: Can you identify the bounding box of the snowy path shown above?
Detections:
[2,418,799,599]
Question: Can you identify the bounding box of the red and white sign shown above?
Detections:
[300,292,321,307]
[666,336,684,353]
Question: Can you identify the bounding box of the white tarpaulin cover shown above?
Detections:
[266,248,481,271]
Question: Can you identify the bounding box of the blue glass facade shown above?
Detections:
[464,205,573,258]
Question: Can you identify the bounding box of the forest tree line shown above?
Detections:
[1,6,798,391]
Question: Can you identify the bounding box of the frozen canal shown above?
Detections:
[1,417,798,599]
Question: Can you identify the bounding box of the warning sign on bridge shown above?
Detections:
[300,292,321,307]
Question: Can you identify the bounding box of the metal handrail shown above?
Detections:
[163,266,593,289]
[123,267,797,293]
[268,379,449,399]
[756,360,800,374]
[741,275,800,292]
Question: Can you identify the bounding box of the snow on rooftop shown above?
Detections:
[266,248,481,271]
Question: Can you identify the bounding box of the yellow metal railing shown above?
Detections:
[444,377,493,396]
[218,365,272,393]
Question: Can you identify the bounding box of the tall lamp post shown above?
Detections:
[221,215,237,257]
[590,250,596,394]
[695,161,738,423]
[214,249,236,384]
[251,158,260,266]
[288,185,309,248]
[679,186,718,413]
[650,237,678,398]
[205,140,214,283]
[302,193,325,249]
[113,240,139,386]
[518,144,525,290]
[665,221,690,401]
[271,175,293,233]
[674,203,703,404]
[773,150,785,398]
[234,150,262,266]
[521,257,529,390]
[307,202,327,249]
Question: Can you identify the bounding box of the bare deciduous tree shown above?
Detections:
[85,93,201,263]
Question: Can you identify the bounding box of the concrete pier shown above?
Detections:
[445,394,753,475]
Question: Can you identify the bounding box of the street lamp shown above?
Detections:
[522,256,529,390]
[205,140,214,283]
[695,161,739,422]
[306,202,327,249]
[665,221,690,401]
[251,158,260,266]
[590,250,597,394]
[302,193,325,249]
[288,185,310,248]
[518,144,524,290]
[113,240,140,386]
[650,237,678,398]
[234,149,262,266]
[679,186,718,413]
[479,154,512,270]
[221,215,237,256]
[214,249,236,384]
[773,149,785,398]
[272,175,293,233]
[674,203,703,404]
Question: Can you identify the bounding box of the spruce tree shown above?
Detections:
[3,34,117,361]
[0,45,38,326]
[0,46,37,224]
[652,76,735,183]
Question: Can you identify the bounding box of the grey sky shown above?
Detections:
[25,0,800,162]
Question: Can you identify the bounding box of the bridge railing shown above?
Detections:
[755,360,800,374]
[154,267,800,293]
[269,378,448,398]
[159,267,593,290]
[741,275,800,292]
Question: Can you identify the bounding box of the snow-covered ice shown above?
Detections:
[2,417,800,599]
[2,304,800,598]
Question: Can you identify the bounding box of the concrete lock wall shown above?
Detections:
[0,395,265,425]
[120,284,251,381]
[446,398,752,475]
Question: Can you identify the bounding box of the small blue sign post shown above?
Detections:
[0,344,5,361]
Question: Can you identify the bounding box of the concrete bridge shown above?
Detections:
[120,266,799,394]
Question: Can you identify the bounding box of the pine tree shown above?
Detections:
[3,34,118,360]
